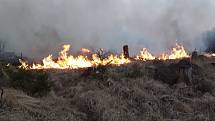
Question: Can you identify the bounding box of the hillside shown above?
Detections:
[0,58,215,121]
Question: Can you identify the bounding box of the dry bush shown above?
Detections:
[72,90,124,121]
[1,65,52,97]
[0,88,86,121]
[123,63,147,78]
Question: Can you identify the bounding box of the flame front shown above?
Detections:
[135,43,190,61]
[92,53,130,66]
[20,44,130,69]
[135,48,155,61]
[204,53,215,58]
[19,43,193,70]
[158,43,190,60]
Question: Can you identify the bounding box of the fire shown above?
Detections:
[92,53,130,66]
[81,48,90,53]
[158,43,190,60]
[19,43,191,70]
[204,53,215,58]
[135,43,190,61]
[19,59,29,69]
[20,44,130,70]
[135,48,155,61]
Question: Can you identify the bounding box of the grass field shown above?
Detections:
[0,57,215,121]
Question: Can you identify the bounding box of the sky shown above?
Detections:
[0,0,215,58]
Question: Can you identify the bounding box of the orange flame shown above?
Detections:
[92,53,130,66]
[204,53,215,58]
[19,43,191,70]
[158,43,190,60]
[135,43,190,61]
[135,48,155,61]
[81,48,91,53]
[20,44,130,70]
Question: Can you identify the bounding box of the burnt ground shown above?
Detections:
[0,58,215,121]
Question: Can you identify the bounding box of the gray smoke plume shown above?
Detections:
[203,28,215,53]
[0,0,215,58]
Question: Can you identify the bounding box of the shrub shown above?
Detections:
[7,69,52,97]
[124,64,145,78]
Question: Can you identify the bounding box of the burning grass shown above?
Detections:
[19,44,130,70]
[19,43,192,70]
[0,50,215,121]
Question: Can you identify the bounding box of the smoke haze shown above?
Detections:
[203,28,215,53]
[0,0,215,58]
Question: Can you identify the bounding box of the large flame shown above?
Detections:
[204,53,215,58]
[20,44,130,69]
[19,43,191,70]
[135,43,190,61]
[135,48,155,61]
[92,53,130,66]
[158,43,190,60]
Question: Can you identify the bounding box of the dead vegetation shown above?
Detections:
[0,64,52,97]
[0,58,215,121]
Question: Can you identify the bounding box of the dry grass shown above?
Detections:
[0,58,215,121]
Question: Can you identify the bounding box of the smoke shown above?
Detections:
[0,0,215,58]
[203,28,215,52]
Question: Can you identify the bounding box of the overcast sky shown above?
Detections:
[0,0,215,58]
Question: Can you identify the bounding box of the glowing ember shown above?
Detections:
[204,53,215,58]
[81,48,91,53]
[20,44,130,70]
[135,48,155,61]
